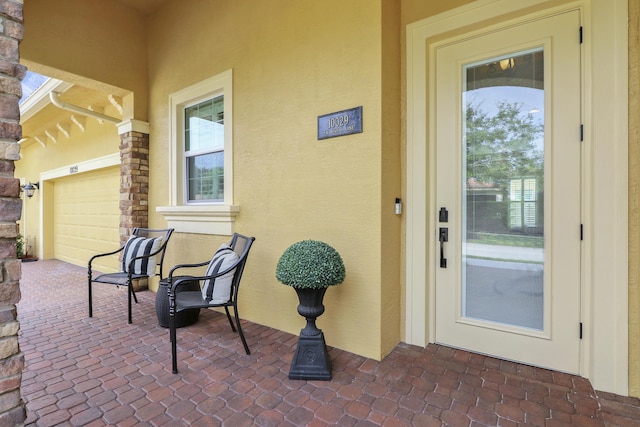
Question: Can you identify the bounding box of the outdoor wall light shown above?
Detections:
[22,182,39,198]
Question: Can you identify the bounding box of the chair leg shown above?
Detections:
[233,305,250,355]
[88,280,93,318]
[169,288,179,373]
[224,307,237,332]
[88,265,93,318]
[127,283,132,324]
[170,310,178,374]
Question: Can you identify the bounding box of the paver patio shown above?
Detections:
[17,260,640,426]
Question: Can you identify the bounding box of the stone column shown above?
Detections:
[118,120,151,291]
[0,1,27,425]
[117,120,150,244]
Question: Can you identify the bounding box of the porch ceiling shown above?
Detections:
[114,0,170,15]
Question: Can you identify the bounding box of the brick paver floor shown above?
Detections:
[17,260,640,426]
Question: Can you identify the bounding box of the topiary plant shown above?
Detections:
[276,240,346,289]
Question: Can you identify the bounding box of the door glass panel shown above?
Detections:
[462,49,544,330]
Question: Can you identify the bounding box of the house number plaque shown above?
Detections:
[317,106,363,140]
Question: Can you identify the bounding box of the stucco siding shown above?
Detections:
[21,0,148,119]
[146,0,394,360]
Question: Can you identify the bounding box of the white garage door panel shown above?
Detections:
[53,166,120,271]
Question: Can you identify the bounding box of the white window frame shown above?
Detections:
[157,69,239,235]
[184,95,225,204]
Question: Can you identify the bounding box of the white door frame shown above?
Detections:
[405,0,628,395]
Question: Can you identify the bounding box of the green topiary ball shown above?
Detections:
[276,240,346,289]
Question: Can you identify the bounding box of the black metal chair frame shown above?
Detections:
[88,228,174,324]
[167,233,255,373]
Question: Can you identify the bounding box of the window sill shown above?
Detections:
[156,205,240,235]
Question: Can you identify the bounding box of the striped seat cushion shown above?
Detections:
[202,244,239,304]
[121,236,164,276]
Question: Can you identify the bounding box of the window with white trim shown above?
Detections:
[157,70,239,235]
[185,96,225,202]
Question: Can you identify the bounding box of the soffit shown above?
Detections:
[21,84,123,148]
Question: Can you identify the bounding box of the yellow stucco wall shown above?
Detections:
[380,0,402,358]
[21,0,148,119]
[144,0,399,360]
[16,0,486,364]
[401,0,475,23]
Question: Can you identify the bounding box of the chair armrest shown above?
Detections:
[168,261,210,279]
[168,275,205,294]
[168,258,243,294]
[88,246,125,268]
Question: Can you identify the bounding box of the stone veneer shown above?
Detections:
[0,1,26,424]
[119,130,150,243]
[119,130,150,291]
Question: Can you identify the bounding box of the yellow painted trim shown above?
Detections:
[158,69,237,235]
[40,153,120,181]
[167,69,233,206]
[155,205,239,235]
[20,78,72,122]
[117,119,150,134]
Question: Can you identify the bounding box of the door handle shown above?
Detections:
[439,207,449,223]
[439,227,448,268]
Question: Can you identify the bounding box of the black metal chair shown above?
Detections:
[167,233,255,373]
[88,228,174,324]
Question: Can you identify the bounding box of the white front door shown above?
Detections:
[434,11,582,373]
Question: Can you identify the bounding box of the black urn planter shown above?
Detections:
[276,240,345,381]
[288,287,332,381]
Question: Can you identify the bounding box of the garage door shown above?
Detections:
[52,166,120,271]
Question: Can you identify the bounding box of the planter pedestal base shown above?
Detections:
[288,287,332,381]
[288,331,332,381]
